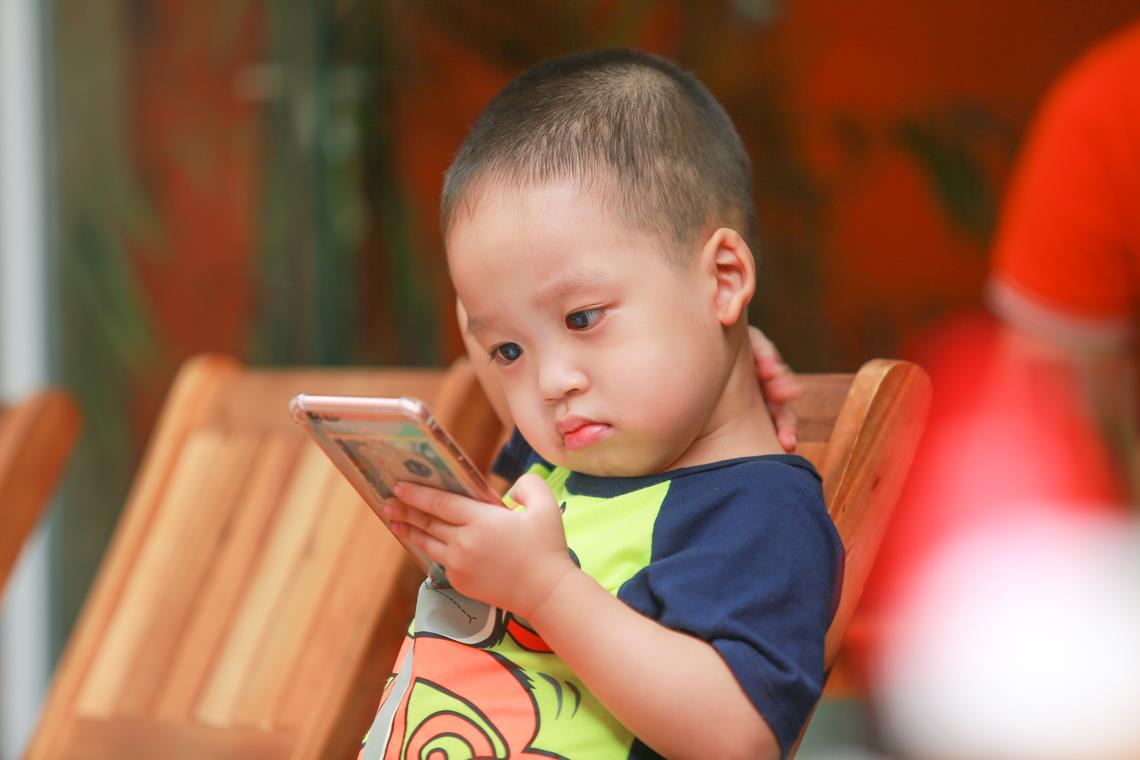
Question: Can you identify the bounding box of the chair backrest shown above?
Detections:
[26,356,503,760]
[0,390,81,594]
[793,362,925,665]
[26,355,925,759]
[793,359,930,663]
[787,358,930,756]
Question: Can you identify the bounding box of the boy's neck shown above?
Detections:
[664,336,786,471]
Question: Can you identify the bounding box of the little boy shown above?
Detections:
[362,49,843,760]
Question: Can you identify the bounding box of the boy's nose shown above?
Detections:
[538,355,588,402]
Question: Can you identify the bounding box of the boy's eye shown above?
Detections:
[490,342,523,365]
[565,308,604,331]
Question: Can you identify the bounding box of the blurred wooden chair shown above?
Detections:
[788,358,931,756]
[0,390,81,594]
[25,356,503,760]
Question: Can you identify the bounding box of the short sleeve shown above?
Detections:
[489,428,544,482]
[617,458,843,757]
[988,25,1140,347]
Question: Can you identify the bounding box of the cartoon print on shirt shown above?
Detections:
[362,520,588,760]
[361,470,686,760]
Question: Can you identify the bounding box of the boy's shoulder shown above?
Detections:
[558,454,840,571]
[637,455,830,537]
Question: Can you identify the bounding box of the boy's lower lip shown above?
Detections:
[562,423,612,451]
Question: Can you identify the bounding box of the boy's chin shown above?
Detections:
[565,461,642,478]
[552,445,677,478]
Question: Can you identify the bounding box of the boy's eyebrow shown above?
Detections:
[535,270,611,303]
[463,315,489,338]
[464,270,613,339]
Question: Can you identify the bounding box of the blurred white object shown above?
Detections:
[877,510,1140,760]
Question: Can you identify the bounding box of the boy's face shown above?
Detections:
[448,181,732,477]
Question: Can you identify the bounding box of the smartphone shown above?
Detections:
[289,393,503,586]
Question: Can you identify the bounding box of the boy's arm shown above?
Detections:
[527,551,780,760]
[385,477,783,760]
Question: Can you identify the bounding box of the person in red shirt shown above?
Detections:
[821,22,1140,702]
[987,19,1140,495]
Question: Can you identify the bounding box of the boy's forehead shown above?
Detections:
[445,178,692,267]
[448,177,610,230]
[447,181,609,272]
[447,177,702,324]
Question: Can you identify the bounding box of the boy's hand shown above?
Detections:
[384,474,577,616]
[749,326,801,452]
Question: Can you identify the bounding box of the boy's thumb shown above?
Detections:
[506,473,555,513]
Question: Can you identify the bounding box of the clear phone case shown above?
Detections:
[289,394,502,586]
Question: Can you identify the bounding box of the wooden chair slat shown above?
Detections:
[278,503,417,755]
[819,360,931,663]
[125,433,265,716]
[77,430,237,716]
[792,441,828,473]
[57,717,295,760]
[195,444,336,726]
[28,358,239,758]
[201,368,446,434]
[155,434,303,721]
[0,390,80,593]
[228,469,363,725]
[790,374,855,444]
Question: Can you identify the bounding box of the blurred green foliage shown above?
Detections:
[49,0,162,653]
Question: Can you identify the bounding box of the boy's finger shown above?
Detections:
[755,354,780,381]
[748,327,783,372]
[749,326,803,403]
[390,520,448,562]
[382,498,452,538]
[768,401,799,453]
[506,473,558,513]
[766,372,803,403]
[393,482,469,523]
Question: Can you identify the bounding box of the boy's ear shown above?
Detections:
[699,227,756,327]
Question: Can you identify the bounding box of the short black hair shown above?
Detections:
[441,48,755,260]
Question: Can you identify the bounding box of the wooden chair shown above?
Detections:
[25,355,925,759]
[789,358,931,755]
[0,390,81,594]
[25,356,503,760]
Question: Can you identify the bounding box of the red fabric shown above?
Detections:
[990,21,1140,321]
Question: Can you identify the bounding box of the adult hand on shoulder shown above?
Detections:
[385,476,577,616]
[749,326,801,452]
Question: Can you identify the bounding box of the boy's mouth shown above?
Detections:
[556,415,612,451]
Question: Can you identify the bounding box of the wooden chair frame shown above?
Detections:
[25,355,927,759]
[789,359,931,755]
[0,390,81,594]
[26,357,501,759]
